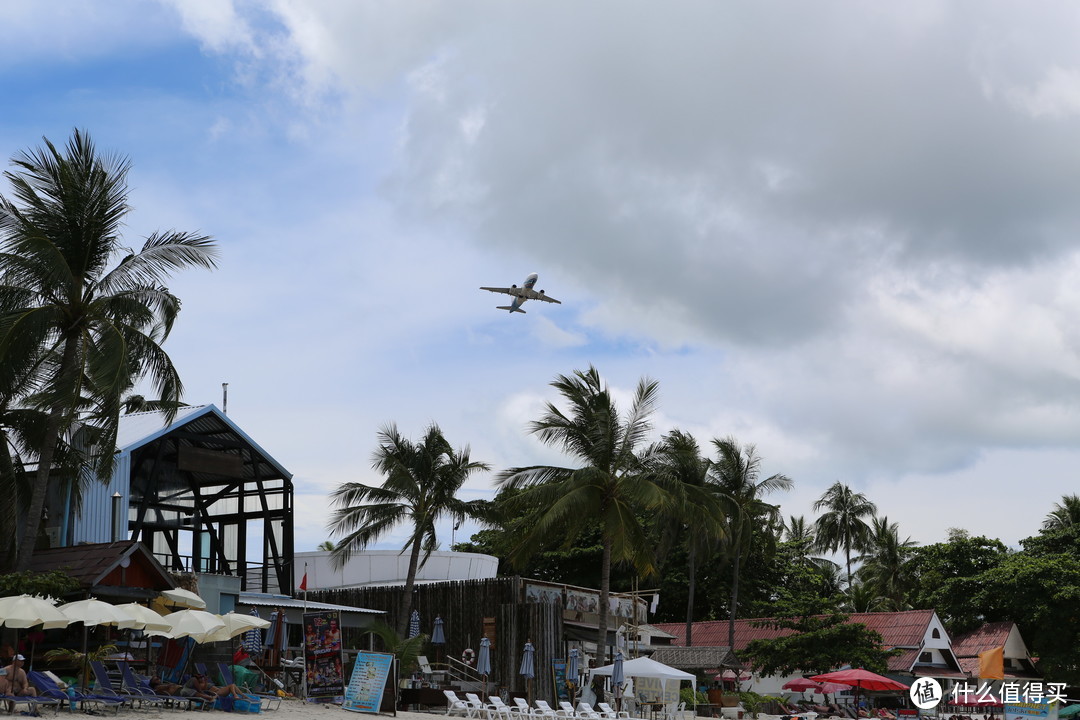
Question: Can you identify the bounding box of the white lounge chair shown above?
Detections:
[445,690,475,718]
[489,696,517,719]
[597,703,630,719]
[515,698,536,716]
[466,693,491,719]
[576,702,603,719]
[536,700,573,719]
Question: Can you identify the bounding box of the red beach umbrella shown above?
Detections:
[784,678,823,692]
[811,668,909,711]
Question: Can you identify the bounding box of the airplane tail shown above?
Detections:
[497,306,526,314]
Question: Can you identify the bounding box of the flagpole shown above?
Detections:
[301,562,308,702]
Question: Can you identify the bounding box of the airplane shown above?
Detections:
[480,273,562,314]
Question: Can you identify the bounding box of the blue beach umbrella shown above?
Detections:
[520,641,536,702]
[432,616,445,644]
[408,609,420,639]
[477,637,492,695]
[242,607,263,655]
[567,647,580,703]
[612,651,625,710]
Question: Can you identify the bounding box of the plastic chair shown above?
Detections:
[445,690,476,718]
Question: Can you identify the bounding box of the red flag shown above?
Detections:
[299,572,307,591]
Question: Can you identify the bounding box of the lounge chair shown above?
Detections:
[489,696,519,719]
[597,703,630,720]
[465,693,491,719]
[514,697,536,717]
[215,663,281,711]
[535,700,573,719]
[0,689,61,716]
[28,670,124,714]
[89,660,171,710]
[445,690,476,718]
[116,661,208,712]
[576,702,604,719]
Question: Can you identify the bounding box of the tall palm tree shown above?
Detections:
[812,481,877,589]
[1042,494,1080,531]
[0,129,218,570]
[653,429,728,648]
[856,516,917,610]
[328,422,490,636]
[317,540,336,551]
[498,366,665,662]
[710,436,792,649]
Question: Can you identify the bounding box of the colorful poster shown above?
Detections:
[343,651,394,714]
[1005,701,1058,720]
[552,659,569,701]
[303,611,345,700]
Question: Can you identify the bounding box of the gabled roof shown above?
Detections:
[950,622,1013,658]
[29,540,175,593]
[116,404,292,480]
[654,610,937,652]
[648,646,741,670]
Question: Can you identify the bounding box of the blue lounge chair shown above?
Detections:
[116,661,208,712]
[89,661,170,710]
[216,663,280,711]
[27,670,123,714]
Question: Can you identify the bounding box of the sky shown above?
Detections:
[4,0,1080,562]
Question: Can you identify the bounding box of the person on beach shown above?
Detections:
[182,672,245,702]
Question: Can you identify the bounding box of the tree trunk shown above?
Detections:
[685,541,697,647]
[727,551,740,650]
[16,335,78,572]
[845,544,852,589]
[0,430,19,573]
[397,535,424,637]
[598,535,612,665]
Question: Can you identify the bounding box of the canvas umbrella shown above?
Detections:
[784,677,823,697]
[612,651,625,712]
[150,609,225,643]
[58,599,138,687]
[811,668,909,712]
[408,609,420,639]
[241,607,264,656]
[204,612,271,644]
[477,637,492,697]
[520,641,536,704]
[115,602,172,672]
[161,588,207,610]
[432,616,445,663]
[0,595,72,669]
[567,647,580,705]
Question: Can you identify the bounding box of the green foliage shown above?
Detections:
[369,621,428,674]
[0,568,80,597]
[739,692,785,719]
[740,613,900,676]
[680,688,707,706]
[906,529,1008,634]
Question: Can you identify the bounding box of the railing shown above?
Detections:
[425,656,486,689]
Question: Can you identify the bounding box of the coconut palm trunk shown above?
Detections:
[598,536,612,663]
[16,392,71,570]
[728,552,740,649]
[685,543,696,647]
[398,535,424,636]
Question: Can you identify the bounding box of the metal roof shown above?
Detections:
[950,622,1014,657]
[116,404,292,480]
[237,593,383,615]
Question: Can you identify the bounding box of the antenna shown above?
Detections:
[222,382,228,414]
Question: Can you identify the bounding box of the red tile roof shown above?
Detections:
[655,610,937,652]
[950,622,1013,658]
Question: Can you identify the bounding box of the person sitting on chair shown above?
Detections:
[2,656,36,698]
[149,675,184,695]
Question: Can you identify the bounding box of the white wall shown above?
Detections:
[294,550,499,589]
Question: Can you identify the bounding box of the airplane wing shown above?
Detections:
[525,288,561,304]
[480,286,514,296]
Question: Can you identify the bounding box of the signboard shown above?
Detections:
[1005,701,1058,720]
[343,651,395,713]
[303,611,345,701]
[552,659,569,701]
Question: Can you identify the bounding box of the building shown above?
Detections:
[294,549,498,590]
[54,404,295,595]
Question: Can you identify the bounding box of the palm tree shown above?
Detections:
[813,482,876,590]
[842,579,889,613]
[710,436,792,649]
[317,540,336,551]
[653,429,728,648]
[497,366,665,662]
[1042,494,1080,531]
[0,129,218,570]
[328,422,490,636]
[856,516,917,610]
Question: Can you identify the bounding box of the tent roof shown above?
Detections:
[590,656,696,681]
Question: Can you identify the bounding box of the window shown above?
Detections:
[919,651,933,663]
[932,628,941,639]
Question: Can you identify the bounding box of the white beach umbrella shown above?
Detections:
[203,612,271,643]
[150,609,224,642]
[58,599,137,629]
[0,594,71,630]
[160,588,207,609]
[114,603,171,633]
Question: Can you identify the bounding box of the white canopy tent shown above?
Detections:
[590,656,696,682]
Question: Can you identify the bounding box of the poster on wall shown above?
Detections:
[343,651,395,714]
[552,659,569,701]
[303,611,345,701]
[1005,700,1058,720]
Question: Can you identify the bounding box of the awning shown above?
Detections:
[564,622,618,646]
[237,593,383,629]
